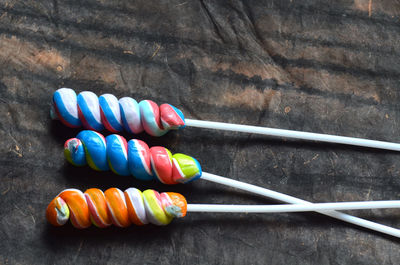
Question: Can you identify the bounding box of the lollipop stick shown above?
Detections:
[200,172,400,238]
[187,201,400,213]
[185,119,400,151]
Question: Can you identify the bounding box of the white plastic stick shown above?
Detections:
[187,201,400,213]
[185,119,400,151]
[200,172,400,238]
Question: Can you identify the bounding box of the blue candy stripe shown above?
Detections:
[99,96,123,132]
[53,92,82,127]
[128,140,154,180]
[120,98,142,134]
[77,94,104,131]
[170,104,185,126]
[77,130,109,171]
[106,134,130,176]
[120,106,134,134]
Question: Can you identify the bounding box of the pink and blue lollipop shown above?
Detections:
[51,88,185,136]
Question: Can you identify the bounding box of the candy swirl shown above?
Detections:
[46,188,187,228]
[51,88,185,136]
[64,130,202,184]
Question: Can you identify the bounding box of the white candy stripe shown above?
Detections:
[119,97,142,133]
[116,135,128,160]
[59,88,79,119]
[85,194,104,225]
[172,158,185,179]
[59,189,87,228]
[105,188,127,227]
[55,197,69,225]
[161,193,173,208]
[93,131,107,147]
[81,91,102,124]
[117,189,128,208]
[150,156,162,182]
[85,191,110,227]
[102,94,122,125]
[57,188,85,199]
[125,188,148,224]
[106,200,123,227]
[136,141,152,175]
[148,101,162,130]
[143,194,163,226]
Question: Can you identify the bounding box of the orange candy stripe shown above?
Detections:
[46,197,65,226]
[166,192,187,217]
[104,188,131,227]
[59,190,91,229]
[84,188,111,228]
[124,191,146,226]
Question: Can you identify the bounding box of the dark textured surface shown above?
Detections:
[1,0,400,264]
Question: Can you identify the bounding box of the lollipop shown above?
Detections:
[46,187,400,231]
[62,130,400,237]
[64,130,201,184]
[46,188,187,228]
[52,88,400,151]
[51,88,184,137]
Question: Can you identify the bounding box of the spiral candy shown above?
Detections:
[46,188,187,228]
[51,88,185,136]
[64,130,202,184]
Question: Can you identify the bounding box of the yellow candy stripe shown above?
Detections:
[142,190,173,225]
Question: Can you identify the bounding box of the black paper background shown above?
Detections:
[0,1,400,264]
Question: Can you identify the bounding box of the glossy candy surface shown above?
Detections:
[64,130,202,184]
[46,188,187,228]
[51,88,185,136]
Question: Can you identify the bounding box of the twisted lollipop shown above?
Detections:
[63,130,400,237]
[51,88,185,137]
[52,88,400,151]
[46,187,400,229]
[46,188,187,228]
[64,130,201,184]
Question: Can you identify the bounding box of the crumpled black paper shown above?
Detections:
[0,0,400,264]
